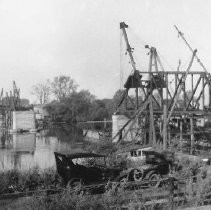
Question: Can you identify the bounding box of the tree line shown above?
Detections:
[31,76,198,124]
[31,76,124,123]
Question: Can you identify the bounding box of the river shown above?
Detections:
[0,125,84,171]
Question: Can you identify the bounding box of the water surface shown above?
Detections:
[0,125,84,171]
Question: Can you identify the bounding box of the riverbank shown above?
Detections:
[2,176,211,210]
[1,153,211,209]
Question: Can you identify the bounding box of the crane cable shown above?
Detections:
[174,25,208,74]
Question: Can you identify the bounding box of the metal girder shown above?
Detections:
[117,22,211,150]
[166,50,196,123]
[185,76,202,110]
[112,97,151,143]
[194,80,208,109]
[120,70,211,115]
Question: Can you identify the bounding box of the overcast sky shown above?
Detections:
[0,0,211,103]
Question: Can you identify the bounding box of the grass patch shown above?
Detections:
[0,166,60,194]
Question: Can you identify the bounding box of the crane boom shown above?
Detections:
[120,22,137,72]
[167,49,197,123]
[174,25,208,73]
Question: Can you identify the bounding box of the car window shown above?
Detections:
[72,158,85,165]
[74,157,105,166]
[116,154,121,160]
[94,157,105,165]
[146,154,155,162]
[148,154,155,159]
[116,153,129,160]
[155,158,163,163]
[138,151,142,156]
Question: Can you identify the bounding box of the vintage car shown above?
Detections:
[115,147,153,164]
[116,150,173,187]
[54,152,123,188]
[127,147,153,162]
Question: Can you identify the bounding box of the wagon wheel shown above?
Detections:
[133,169,144,182]
[148,173,160,188]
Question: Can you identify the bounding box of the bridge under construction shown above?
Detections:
[0,81,36,136]
[109,22,211,154]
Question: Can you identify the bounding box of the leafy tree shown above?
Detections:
[112,89,128,110]
[45,90,95,123]
[90,99,109,121]
[51,76,78,101]
[111,89,143,114]
[102,98,114,118]
[31,80,51,104]
[45,101,74,123]
[66,90,95,121]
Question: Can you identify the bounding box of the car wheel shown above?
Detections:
[148,173,160,188]
[133,169,143,182]
[67,178,83,191]
[119,175,128,183]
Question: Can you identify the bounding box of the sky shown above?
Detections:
[0,0,211,103]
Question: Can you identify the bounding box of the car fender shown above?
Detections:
[114,173,128,182]
[114,168,133,182]
[66,178,83,188]
[128,168,144,181]
[144,170,157,180]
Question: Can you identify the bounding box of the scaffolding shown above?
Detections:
[0,81,21,131]
[114,22,211,153]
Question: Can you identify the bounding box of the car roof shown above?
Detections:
[136,147,153,151]
[143,150,165,158]
[54,152,105,159]
[120,146,153,153]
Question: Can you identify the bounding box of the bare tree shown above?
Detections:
[31,80,51,104]
[51,75,78,101]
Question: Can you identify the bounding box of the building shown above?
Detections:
[34,105,49,120]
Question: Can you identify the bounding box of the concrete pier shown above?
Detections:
[11,111,36,133]
[112,114,138,142]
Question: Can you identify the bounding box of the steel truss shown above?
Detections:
[114,22,211,152]
[0,81,20,130]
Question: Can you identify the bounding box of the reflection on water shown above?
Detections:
[0,125,84,171]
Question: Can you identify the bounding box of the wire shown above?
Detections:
[180,54,194,70]
[128,27,148,47]
[120,31,123,89]
[157,51,175,72]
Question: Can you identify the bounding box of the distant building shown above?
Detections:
[1,97,30,108]
[20,98,30,107]
[34,104,49,120]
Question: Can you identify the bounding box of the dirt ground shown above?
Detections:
[0,197,30,210]
[178,205,211,210]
